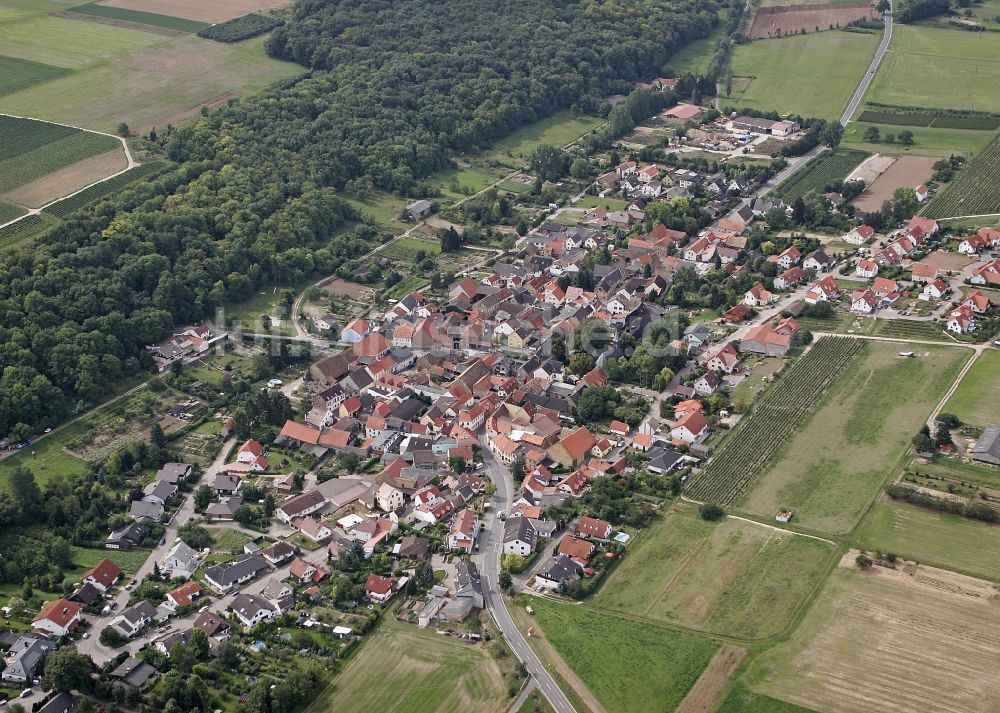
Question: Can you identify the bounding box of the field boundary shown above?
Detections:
[0,112,138,236]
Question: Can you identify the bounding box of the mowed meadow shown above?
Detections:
[592,505,836,640]
[739,341,969,534]
[0,0,300,133]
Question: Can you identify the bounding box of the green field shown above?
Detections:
[911,456,1000,491]
[0,432,89,491]
[489,110,604,158]
[70,545,148,575]
[842,119,995,156]
[725,31,880,120]
[574,194,630,210]
[923,131,1000,217]
[380,236,441,262]
[304,614,513,713]
[0,13,300,133]
[592,507,836,639]
[435,165,505,200]
[527,596,718,713]
[68,2,208,32]
[866,25,1000,113]
[0,54,71,95]
[856,500,1000,580]
[777,149,869,202]
[740,341,969,534]
[743,566,1000,713]
[384,275,431,300]
[665,15,728,75]
[0,199,26,224]
[0,122,118,193]
[716,684,817,713]
[943,348,1000,426]
[0,212,60,250]
[342,191,411,231]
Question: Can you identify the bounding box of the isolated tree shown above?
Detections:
[864,126,881,143]
[855,552,873,569]
[511,454,526,483]
[569,158,590,180]
[448,455,467,473]
[528,144,570,182]
[699,504,725,521]
[189,628,209,660]
[898,130,914,145]
[117,122,129,137]
[551,335,567,363]
[150,422,167,450]
[499,571,513,592]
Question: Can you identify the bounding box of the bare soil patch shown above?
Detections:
[97,0,291,23]
[323,279,374,299]
[748,3,878,38]
[3,148,127,208]
[846,152,895,184]
[853,155,937,212]
[675,646,747,713]
[917,250,975,271]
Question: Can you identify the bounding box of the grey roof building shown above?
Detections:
[1,636,56,683]
[971,426,1000,466]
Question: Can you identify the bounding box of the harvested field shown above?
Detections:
[748,4,878,39]
[3,148,127,208]
[96,0,290,24]
[845,152,894,184]
[852,154,937,212]
[747,562,1000,713]
[323,279,373,299]
[675,646,747,713]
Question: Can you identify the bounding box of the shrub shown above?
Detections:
[197,13,282,42]
[699,504,726,521]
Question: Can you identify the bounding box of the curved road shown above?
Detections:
[478,442,578,713]
[841,9,893,126]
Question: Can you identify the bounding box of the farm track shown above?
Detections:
[0,112,138,234]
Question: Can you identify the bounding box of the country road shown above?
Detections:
[840,9,894,126]
[478,441,578,713]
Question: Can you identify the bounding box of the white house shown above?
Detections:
[844,225,875,245]
[851,290,877,314]
[230,594,278,627]
[920,278,948,301]
[341,318,369,344]
[670,411,709,444]
[855,259,878,279]
[31,599,83,638]
[502,517,536,557]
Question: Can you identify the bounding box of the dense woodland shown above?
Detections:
[0,0,725,437]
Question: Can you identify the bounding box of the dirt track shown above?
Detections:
[675,646,747,713]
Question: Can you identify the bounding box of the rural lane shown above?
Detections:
[840,9,894,126]
[478,441,579,713]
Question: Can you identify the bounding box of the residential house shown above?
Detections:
[535,554,581,590]
[203,553,269,593]
[503,517,536,557]
[671,410,709,444]
[276,490,328,524]
[855,259,878,278]
[1,636,55,683]
[803,249,834,272]
[105,521,148,550]
[743,283,775,308]
[82,559,122,592]
[365,574,395,603]
[557,536,595,566]
[548,426,597,468]
[110,602,158,639]
[578,516,612,540]
[291,516,333,543]
[230,593,278,627]
[920,277,949,301]
[851,289,878,314]
[844,225,875,245]
[448,509,478,552]
[375,482,405,513]
[32,599,82,637]
[165,581,201,610]
[693,371,720,396]
[707,343,740,374]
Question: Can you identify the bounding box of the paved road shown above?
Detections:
[477,443,577,713]
[840,9,894,126]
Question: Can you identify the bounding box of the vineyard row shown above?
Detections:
[685,337,866,505]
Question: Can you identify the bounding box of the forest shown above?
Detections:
[0,0,725,437]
